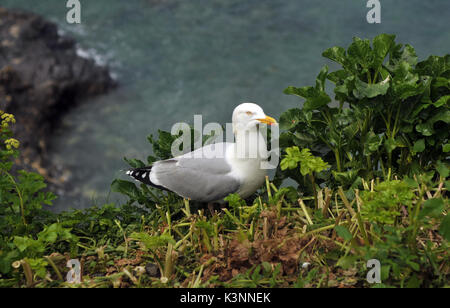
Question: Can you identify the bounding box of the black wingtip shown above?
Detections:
[126,167,151,184]
[125,166,169,192]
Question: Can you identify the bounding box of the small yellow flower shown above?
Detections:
[4,138,19,150]
[1,113,16,127]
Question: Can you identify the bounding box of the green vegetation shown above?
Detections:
[0,34,448,288]
[278,34,449,191]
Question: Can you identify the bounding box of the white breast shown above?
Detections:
[226,144,267,199]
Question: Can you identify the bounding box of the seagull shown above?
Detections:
[126,103,277,206]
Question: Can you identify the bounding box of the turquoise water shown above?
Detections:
[2,0,450,211]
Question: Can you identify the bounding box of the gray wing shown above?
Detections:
[150,143,241,202]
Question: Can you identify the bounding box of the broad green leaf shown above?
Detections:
[415,122,433,136]
[400,45,418,66]
[436,161,449,178]
[406,262,420,272]
[412,139,425,153]
[443,143,450,153]
[322,46,347,65]
[327,69,349,84]
[25,258,48,279]
[364,131,382,155]
[111,179,140,200]
[284,86,331,111]
[353,76,390,99]
[381,265,391,281]
[315,65,329,91]
[384,137,402,153]
[372,34,396,68]
[391,61,423,100]
[433,77,450,90]
[123,157,145,168]
[332,169,360,185]
[279,108,303,130]
[347,37,373,69]
[419,198,445,220]
[416,110,450,136]
[433,95,450,107]
[416,55,449,77]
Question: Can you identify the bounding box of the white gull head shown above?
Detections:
[232,102,276,135]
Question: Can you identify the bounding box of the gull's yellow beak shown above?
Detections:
[257,115,277,125]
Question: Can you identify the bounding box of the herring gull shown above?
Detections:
[126,103,277,203]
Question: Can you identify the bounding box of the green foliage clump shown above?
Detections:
[0,110,79,284]
[278,34,449,189]
[280,147,330,176]
[360,180,414,224]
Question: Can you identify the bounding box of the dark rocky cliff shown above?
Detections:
[0,7,116,181]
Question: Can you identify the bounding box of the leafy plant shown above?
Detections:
[278,34,449,189]
[0,111,57,231]
[280,147,330,207]
[359,180,414,224]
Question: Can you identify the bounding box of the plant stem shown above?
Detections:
[45,256,63,281]
[4,171,26,225]
[334,150,342,172]
[265,176,272,200]
[298,199,313,225]
[309,173,318,209]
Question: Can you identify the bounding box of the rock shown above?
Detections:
[0,8,116,180]
[145,263,160,277]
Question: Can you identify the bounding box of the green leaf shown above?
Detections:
[433,77,450,90]
[224,193,246,209]
[315,65,329,91]
[432,95,450,107]
[406,261,420,272]
[419,198,444,220]
[400,45,418,67]
[322,46,347,66]
[129,232,175,250]
[372,34,396,68]
[353,76,390,99]
[332,169,360,186]
[391,62,423,100]
[412,139,425,153]
[335,225,352,241]
[416,55,449,77]
[336,255,358,269]
[279,108,303,130]
[281,147,330,175]
[347,37,372,69]
[111,179,140,200]
[436,161,449,178]
[443,143,450,153]
[439,214,450,241]
[327,69,349,84]
[364,131,382,155]
[384,137,401,153]
[124,157,145,168]
[284,86,331,111]
[416,110,450,136]
[13,236,35,252]
[381,265,391,281]
[26,258,48,279]
[415,122,433,136]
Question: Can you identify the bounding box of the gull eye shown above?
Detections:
[245,111,253,116]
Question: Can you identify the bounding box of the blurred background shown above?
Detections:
[1,0,449,211]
